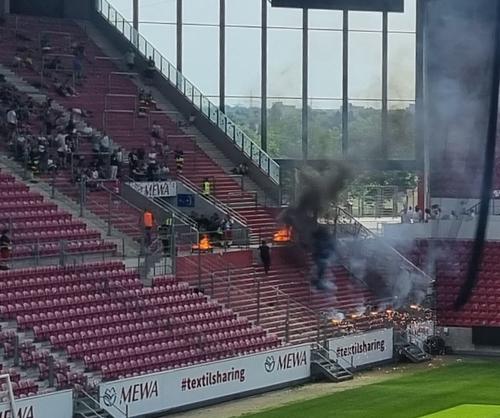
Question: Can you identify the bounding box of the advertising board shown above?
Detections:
[99,345,311,418]
[328,328,394,368]
[127,181,177,198]
[0,389,73,418]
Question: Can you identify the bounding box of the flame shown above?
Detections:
[273,226,292,243]
[192,235,213,251]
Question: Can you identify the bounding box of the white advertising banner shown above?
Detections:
[128,181,177,198]
[328,328,394,368]
[99,345,311,418]
[0,389,73,418]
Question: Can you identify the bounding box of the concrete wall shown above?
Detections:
[122,181,245,230]
[0,0,10,16]
[436,327,474,352]
[63,0,94,20]
[9,0,93,19]
[383,217,500,242]
[161,182,245,229]
[121,183,191,234]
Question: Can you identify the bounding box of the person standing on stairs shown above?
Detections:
[0,229,12,271]
[110,151,119,180]
[141,208,155,249]
[259,240,271,275]
[175,148,184,174]
[202,177,212,196]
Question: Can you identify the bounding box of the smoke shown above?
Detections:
[278,162,433,305]
[280,163,352,290]
[425,0,496,198]
[340,237,432,309]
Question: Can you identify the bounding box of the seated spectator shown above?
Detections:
[23,52,34,70]
[145,90,157,109]
[178,113,196,128]
[231,162,249,175]
[159,164,170,180]
[151,121,164,139]
[12,55,22,68]
[100,132,111,153]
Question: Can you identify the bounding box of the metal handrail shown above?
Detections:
[97,0,280,185]
[178,256,314,341]
[82,387,129,418]
[333,207,433,282]
[177,254,322,341]
[178,174,248,226]
[311,342,354,372]
[121,174,198,230]
[152,197,198,231]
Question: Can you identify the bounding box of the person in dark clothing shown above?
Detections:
[0,230,12,270]
[259,240,271,274]
[311,226,335,291]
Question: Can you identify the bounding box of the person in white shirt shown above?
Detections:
[406,207,414,224]
[6,108,17,140]
[100,133,110,153]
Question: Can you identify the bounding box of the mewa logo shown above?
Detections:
[264,350,308,373]
[103,380,159,407]
[0,406,34,418]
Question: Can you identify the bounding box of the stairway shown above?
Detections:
[78,16,280,243]
[311,345,353,382]
[74,393,113,418]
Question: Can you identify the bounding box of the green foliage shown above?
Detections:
[225,102,415,161]
[350,170,418,190]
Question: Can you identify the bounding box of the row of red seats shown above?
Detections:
[2,271,141,291]
[101,340,279,381]
[0,262,125,281]
[77,326,263,362]
[19,299,215,329]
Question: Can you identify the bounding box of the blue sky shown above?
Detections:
[109,0,416,108]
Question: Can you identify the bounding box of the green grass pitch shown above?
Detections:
[422,405,500,417]
[243,360,500,418]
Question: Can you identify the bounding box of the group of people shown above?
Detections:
[189,212,234,246]
[0,82,83,177]
[400,204,479,224]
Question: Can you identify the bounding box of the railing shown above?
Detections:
[468,199,500,216]
[311,342,354,372]
[177,253,324,344]
[331,206,433,281]
[5,237,116,268]
[96,0,280,185]
[122,174,199,231]
[178,174,248,227]
[152,197,198,231]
